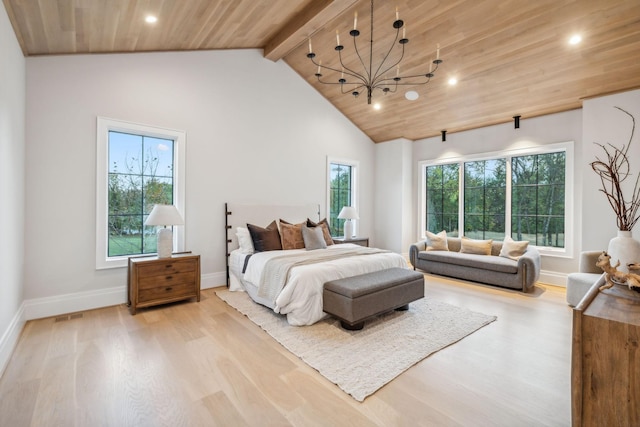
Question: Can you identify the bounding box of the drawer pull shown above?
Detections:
[165,287,173,291]
[165,264,172,268]
[166,275,173,280]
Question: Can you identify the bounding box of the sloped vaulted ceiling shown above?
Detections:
[4,0,640,142]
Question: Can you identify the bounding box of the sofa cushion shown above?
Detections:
[460,237,493,255]
[426,230,449,251]
[499,235,529,260]
[417,251,519,274]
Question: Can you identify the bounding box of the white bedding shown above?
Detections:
[231,244,408,326]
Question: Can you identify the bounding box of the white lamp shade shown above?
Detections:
[337,206,359,220]
[145,204,184,226]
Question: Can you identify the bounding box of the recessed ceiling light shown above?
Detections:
[448,77,458,86]
[405,90,419,101]
[569,34,582,45]
[145,15,158,24]
[373,103,382,110]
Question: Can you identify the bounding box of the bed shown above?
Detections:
[225,203,409,325]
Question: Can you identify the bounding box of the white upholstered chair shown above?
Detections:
[566,251,603,307]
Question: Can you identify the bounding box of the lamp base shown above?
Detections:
[157,228,173,258]
[343,220,353,241]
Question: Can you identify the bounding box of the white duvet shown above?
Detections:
[240,244,408,326]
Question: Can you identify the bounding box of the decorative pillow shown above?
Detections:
[279,219,305,250]
[247,220,282,252]
[460,237,493,255]
[236,227,254,254]
[499,235,529,260]
[306,218,335,246]
[302,225,327,250]
[425,230,449,251]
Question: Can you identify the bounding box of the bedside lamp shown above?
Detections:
[338,206,359,240]
[145,204,184,258]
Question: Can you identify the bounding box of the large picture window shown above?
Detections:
[464,159,506,239]
[327,159,358,237]
[96,118,186,269]
[420,143,572,255]
[425,163,459,236]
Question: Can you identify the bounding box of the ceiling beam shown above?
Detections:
[263,0,360,62]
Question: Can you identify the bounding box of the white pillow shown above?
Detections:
[236,227,254,254]
[426,230,449,251]
[302,225,327,250]
[499,235,529,260]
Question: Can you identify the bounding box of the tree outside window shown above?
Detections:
[425,163,459,236]
[329,163,353,236]
[464,159,506,240]
[108,131,175,256]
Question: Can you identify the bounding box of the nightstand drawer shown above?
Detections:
[136,259,197,278]
[128,253,201,315]
[138,271,196,290]
[138,282,197,303]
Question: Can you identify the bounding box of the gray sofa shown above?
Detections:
[566,251,603,306]
[409,237,541,292]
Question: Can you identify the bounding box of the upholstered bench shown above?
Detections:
[323,268,425,330]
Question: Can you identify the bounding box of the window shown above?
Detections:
[464,159,506,239]
[96,118,186,269]
[420,142,572,255]
[511,152,565,247]
[327,158,358,236]
[425,163,459,236]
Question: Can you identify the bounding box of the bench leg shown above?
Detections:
[395,304,409,311]
[341,321,364,330]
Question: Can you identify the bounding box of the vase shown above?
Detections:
[607,230,640,274]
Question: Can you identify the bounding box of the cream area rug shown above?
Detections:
[216,289,496,402]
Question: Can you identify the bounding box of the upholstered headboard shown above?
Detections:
[224,202,321,285]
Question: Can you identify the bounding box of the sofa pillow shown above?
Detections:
[460,237,493,255]
[426,230,449,251]
[302,225,327,250]
[499,235,529,260]
[279,219,305,250]
[306,218,335,246]
[247,220,282,252]
[236,227,254,254]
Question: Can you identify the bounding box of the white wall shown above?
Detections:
[0,4,26,374]
[411,109,583,283]
[24,49,374,317]
[374,138,413,254]
[582,89,640,251]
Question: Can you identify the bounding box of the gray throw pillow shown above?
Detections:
[302,225,327,250]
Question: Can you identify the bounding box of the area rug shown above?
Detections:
[215,289,496,402]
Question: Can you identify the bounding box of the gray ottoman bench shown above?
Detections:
[323,267,425,330]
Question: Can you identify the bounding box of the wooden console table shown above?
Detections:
[571,275,640,426]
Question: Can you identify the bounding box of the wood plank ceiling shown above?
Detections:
[4,0,640,142]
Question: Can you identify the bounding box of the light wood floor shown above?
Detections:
[0,275,573,426]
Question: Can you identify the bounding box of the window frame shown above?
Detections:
[96,117,186,269]
[418,142,574,257]
[326,157,359,237]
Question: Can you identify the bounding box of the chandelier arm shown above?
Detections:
[336,49,370,85]
[374,38,404,88]
[351,31,372,82]
[372,26,403,84]
[309,55,367,85]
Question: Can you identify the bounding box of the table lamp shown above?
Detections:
[145,204,184,258]
[338,206,359,240]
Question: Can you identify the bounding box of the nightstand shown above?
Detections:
[127,253,201,315]
[332,237,369,247]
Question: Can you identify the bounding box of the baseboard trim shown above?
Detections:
[0,303,26,377]
[21,272,228,322]
[201,272,227,290]
[539,270,567,287]
[23,286,127,321]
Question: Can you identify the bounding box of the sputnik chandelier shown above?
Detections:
[306,0,443,105]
